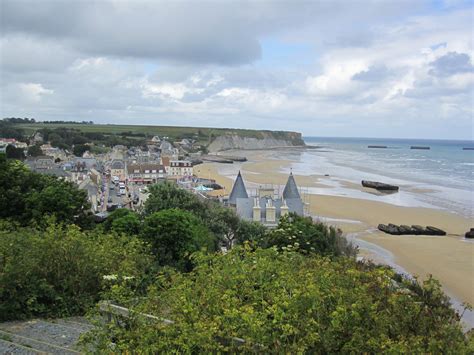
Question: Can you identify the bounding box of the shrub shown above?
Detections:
[261,213,357,257]
[0,155,92,228]
[103,208,141,235]
[141,209,216,271]
[0,223,152,321]
[86,246,472,353]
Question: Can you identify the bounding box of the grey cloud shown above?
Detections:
[352,65,390,82]
[0,35,76,73]
[429,52,473,77]
[1,0,427,66]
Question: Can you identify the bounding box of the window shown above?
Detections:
[145,170,150,173]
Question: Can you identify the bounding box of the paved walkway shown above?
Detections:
[0,317,91,354]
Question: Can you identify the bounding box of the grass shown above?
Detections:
[14,123,303,145]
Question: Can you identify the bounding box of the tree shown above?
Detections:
[104,209,141,235]
[205,206,265,249]
[5,145,24,160]
[0,155,92,227]
[145,181,206,217]
[261,213,357,257]
[141,209,215,270]
[24,182,91,227]
[73,144,90,157]
[27,144,43,157]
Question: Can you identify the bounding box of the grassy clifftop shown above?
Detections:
[14,122,304,146]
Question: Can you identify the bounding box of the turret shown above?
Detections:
[283,171,301,200]
[228,171,248,206]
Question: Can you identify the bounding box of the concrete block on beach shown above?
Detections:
[410,146,430,150]
[362,180,399,191]
[464,228,474,239]
[378,223,446,236]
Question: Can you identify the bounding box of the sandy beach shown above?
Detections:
[195,149,474,310]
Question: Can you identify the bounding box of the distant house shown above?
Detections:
[31,132,44,144]
[72,157,101,172]
[229,171,304,226]
[160,140,179,158]
[161,156,171,170]
[151,135,161,144]
[0,138,27,152]
[89,168,102,186]
[169,160,193,177]
[41,144,67,161]
[126,163,167,184]
[25,155,55,170]
[110,160,126,181]
[79,178,100,212]
[24,155,71,180]
[15,141,28,149]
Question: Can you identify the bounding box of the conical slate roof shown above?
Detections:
[229,171,248,205]
[283,172,301,199]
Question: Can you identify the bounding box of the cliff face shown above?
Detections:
[207,131,305,152]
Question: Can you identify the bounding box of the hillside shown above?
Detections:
[12,122,305,149]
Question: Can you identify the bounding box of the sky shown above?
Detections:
[0,0,473,139]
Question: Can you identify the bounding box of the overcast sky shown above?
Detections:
[1,0,473,139]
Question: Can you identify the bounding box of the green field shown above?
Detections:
[14,123,302,145]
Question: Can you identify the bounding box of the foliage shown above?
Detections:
[261,213,357,257]
[141,209,216,271]
[104,209,141,235]
[5,144,25,160]
[0,223,153,321]
[27,144,43,157]
[2,117,36,124]
[205,206,266,249]
[73,143,90,157]
[144,181,205,217]
[86,246,473,353]
[0,155,92,227]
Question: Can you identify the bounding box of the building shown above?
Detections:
[40,144,67,161]
[126,163,167,184]
[24,155,72,180]
[25,155,55,170]
[168,160,193,177]
[229,171,304,226]
[160,140,179,158]
[0,139,15,152]
[150,135,161,144]
[110,160,126,181]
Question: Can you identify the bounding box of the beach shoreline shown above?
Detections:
[195,148,474,324]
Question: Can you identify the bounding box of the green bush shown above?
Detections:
[141,209,216,271]
[87,246,472,353]
[261,213,357,257]
[0,155,92,228]
[0,223,153,321]
[103,208,141,235]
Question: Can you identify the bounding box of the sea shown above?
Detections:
[285,137,474,218]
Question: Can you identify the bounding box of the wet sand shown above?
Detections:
[195,150,474,308]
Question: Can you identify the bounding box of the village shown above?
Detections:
[0,132,305,225]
